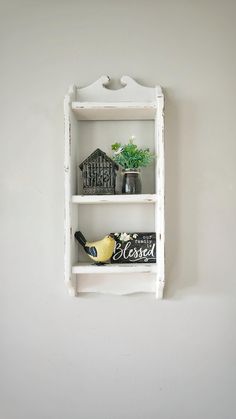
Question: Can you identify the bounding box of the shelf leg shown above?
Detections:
[65,274,77,297]
[156,280,164,299]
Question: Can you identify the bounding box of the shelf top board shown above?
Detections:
[72,262,157,274]
[72,102,157,120]
[72,194,158,204]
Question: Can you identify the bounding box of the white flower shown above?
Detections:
[114,147,124,155]
[133,233,138,239]
[119,232,132,242]
[131,135,136,140]
[119,233,126,241]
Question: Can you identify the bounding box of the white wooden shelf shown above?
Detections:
[64,76,165,298]
[72,101,157,120]
[72,194,158,204]
[72,262,157,274]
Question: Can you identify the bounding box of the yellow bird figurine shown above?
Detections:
[74,231,116,265]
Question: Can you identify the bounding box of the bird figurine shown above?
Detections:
[74,231,116,265]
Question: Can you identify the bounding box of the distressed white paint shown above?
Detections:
[64,85,78,296]
[72,194,158,204]
[72,101,156,120]
[72,263,157,274]
[75,75,161,102]
[64,76,165,298]
[77,272,156,295]
[155,91,165,299]
[64,87,74,295]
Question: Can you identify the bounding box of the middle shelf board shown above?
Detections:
[72,263,157,274]
[72,194,158,204]
[72,101,157,120]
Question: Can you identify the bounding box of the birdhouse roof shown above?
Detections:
[79,148,119,170]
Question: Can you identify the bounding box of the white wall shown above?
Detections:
[1,1,236,418]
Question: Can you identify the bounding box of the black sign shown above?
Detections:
[111,232,156,264]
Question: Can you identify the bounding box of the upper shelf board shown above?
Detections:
[72,194,158,204]
[72,101,157,120]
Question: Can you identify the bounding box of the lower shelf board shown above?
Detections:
[72,262,157,275]
[70,263,162,296]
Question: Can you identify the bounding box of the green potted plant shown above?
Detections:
[111,137,155,194]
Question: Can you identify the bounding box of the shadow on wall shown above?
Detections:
[164,89,199,298]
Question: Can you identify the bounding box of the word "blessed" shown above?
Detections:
[113,241,156,262]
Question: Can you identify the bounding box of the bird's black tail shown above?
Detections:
[74,231,87,247]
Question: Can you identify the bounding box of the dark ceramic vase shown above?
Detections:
[122,169,142,194]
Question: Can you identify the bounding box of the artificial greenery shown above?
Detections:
[111,138,155,170]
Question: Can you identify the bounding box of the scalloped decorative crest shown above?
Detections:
[73,75,162,102]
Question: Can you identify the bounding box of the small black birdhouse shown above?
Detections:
[79,148,118,195]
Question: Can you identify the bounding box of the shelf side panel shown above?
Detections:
[155,91,165,299]
[64,86,78,296]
